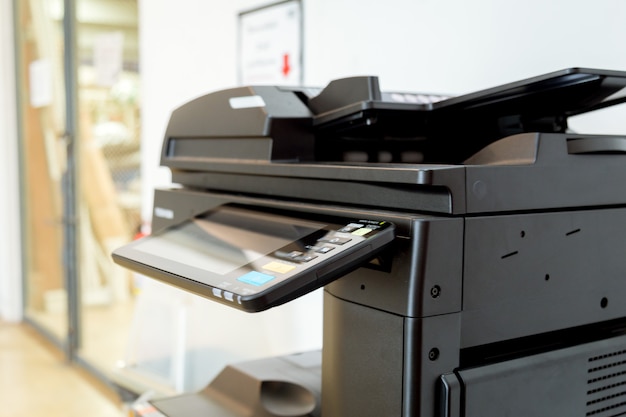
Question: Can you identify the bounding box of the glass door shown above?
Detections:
[75,0,141,376]
[16,0,70,346]
[16,0,141,376]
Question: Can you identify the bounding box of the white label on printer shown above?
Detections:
[154,207,174,219]
[229,95,266,109]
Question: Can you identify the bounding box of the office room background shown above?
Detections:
[1,0,625,399]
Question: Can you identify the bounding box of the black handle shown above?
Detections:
[567,136,626,154]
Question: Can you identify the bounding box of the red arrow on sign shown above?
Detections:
[282,53,291,77]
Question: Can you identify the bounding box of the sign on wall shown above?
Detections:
[238,0,303,86]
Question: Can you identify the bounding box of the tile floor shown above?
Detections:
[0,322,126,417]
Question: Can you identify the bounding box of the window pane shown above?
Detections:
[18,0,68,341]
[75,0,141,378]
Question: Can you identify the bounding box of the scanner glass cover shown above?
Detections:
[112,205,394,312]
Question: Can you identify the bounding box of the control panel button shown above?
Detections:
[262,261,297,274]
[351,227,374,236]
[238,271,276,286]
[293,254,317,262]
[318,235,352,245]
[306,245,335,254]
[338,223,364,233]
[274,250,304,259]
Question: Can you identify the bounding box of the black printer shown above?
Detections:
[114,68,626,417]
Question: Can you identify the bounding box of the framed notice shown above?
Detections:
[238,0,303,86]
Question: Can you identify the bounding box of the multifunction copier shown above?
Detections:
[113,68,626,417]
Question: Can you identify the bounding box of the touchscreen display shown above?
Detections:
[133,207,326,276]
[112,204,394,311]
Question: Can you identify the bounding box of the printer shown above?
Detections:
[114,68,626,417]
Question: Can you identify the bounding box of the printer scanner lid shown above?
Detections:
[158,68,626,215]
[162,67,626,166]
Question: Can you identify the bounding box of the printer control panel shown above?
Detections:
[112,205,395,312]
[235,221,388,294]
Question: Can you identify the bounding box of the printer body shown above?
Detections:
[115,69,626,417]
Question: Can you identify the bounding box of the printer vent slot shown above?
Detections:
[586,349,626,417]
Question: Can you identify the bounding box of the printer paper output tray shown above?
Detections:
[141,351,322,417]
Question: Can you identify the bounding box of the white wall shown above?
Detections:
[305,0,626,93]
[0,0,22,322]
[138,0,259,223]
